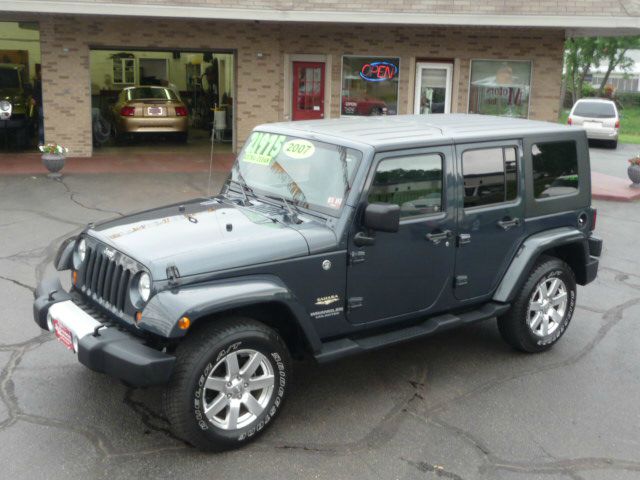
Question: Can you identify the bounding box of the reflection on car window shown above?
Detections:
[127,87,177,101]
[462,147,518,208]
[532,141,579,198]
[368,154,443,218]
[573,101,616,118]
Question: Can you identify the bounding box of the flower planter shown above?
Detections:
[628,164,640,188]
[41,153,65,177]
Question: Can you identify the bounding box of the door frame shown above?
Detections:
[414,62,454,114]
[284,54,331,121]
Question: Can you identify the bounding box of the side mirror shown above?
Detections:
[363,203,400,233]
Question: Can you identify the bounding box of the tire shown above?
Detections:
[163,317,291,451]
[15,127,29,149]
[174,132,188,143]
[610,140,618,149]
[497,255,576,353]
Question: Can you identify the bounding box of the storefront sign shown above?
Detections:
[360,61,398,82]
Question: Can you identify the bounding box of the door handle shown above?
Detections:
[353,231,375,247]
[425,229,452,244]
[497,217,520,231]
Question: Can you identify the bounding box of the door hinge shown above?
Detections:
[455,275,468,287]
[347,297,364,311]
[349,250,366,265]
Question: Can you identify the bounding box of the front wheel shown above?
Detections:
[163,318,290,451]
[498,256,576,353]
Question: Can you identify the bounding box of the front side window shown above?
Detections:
[341,56,400,116]
[368,154,443,218]
[463,147,518,208]
[532,141,579,199]
[468,60,532,118]
[234,132,362,216]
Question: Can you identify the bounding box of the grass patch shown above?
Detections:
[559,105,640,144]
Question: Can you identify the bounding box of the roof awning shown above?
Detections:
[1,1,639,33]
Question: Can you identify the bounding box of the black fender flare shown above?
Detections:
[139,274,322,352]
[493,227,588,303]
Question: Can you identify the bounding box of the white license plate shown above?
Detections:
[53,318,74,351]
[147,107,164,116]
[583,121,602,129]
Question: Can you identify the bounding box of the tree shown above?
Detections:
[564,37,602,104]
[596,37,640,96]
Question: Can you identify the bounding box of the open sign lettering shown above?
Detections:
[360,61,398,82]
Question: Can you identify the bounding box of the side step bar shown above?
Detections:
[314,302,510,363]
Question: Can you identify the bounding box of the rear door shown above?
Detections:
[454,141,525,301]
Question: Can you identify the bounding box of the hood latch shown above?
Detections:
[166,264,181,286]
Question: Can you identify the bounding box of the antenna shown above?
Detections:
[206,111,215,198]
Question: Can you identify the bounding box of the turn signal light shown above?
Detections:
[567,117,573,125]
[120,106,135,117]
[178,316,191,330]
[72,270,78,286]
[175,106,188,117]
[135,311,142,323]
[615,119,620,129]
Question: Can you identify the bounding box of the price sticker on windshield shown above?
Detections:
[242,132,286,165]
[283,139,315,159]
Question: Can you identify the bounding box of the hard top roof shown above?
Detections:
[257,114,575,150]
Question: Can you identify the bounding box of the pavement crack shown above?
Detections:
[122,388,185,444]
[55,177,125,218]
[0,274,35,294]
[403,457,466,480]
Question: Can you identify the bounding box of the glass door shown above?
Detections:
[292,61,325,121]
[414,62,453,114]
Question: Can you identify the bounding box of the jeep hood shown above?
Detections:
[86,198,326,279]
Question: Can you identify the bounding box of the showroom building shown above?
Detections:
[1,1,639,157]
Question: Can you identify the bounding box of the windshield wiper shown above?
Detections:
[263,193,302,224]
[226,170,256,205]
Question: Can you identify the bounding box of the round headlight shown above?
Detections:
[73,238,87,269]
[137,272,151,303]
[0,100,10,112]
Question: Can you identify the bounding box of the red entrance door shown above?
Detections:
[292,61,325,121]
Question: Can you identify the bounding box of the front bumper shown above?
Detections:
[33,276,175,387]
[0,115,29,129]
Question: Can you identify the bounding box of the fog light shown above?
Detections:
[46,312,54,332]
[178,316,191,330]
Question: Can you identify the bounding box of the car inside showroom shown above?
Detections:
[89,48,235,155]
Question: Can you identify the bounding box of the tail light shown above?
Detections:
[120,106,135,117]
[615,119,620,129]
[175,106,188,117]
[567,117,573,125]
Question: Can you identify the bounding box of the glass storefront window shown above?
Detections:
[468,60,532,118]
[341,56,400,116]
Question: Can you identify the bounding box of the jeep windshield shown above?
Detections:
[0,69,20,89]
[231,132,362,216]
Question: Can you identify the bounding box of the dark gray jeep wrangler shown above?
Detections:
[33,114,602,451]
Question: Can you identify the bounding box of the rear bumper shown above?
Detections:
[120,116,187,133]
[33,276,174,387]
[584,235,603,285]
[585,127,618,141]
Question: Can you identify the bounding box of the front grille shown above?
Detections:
[78,245,134,313]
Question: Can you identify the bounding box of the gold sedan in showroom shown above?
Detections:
[112,86,188,142]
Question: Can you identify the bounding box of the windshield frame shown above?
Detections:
[231,130,365,218]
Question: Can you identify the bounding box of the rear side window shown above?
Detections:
[462,147,518,208]
[368,154,443,218]
[531,141,578,199]
[572,101,616,118]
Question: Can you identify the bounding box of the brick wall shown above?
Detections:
[35,15,564,157]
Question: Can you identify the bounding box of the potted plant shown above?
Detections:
[39,143,68,177]
[628,154,640,188]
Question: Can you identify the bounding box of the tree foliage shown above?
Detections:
[563,36,640,104]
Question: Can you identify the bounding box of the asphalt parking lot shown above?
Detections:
[1,148,639,480]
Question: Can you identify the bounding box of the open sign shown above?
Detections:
[360,61,398,82]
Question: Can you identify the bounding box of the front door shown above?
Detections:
[346,146,457,325]
[292,61,325,121]
[454,141,525,301]
[414,62,453,114]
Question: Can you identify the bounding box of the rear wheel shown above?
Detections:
[610,140,618,149]
[163,318,290,451]
[498,256,576,353]
[174,132,188,143]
